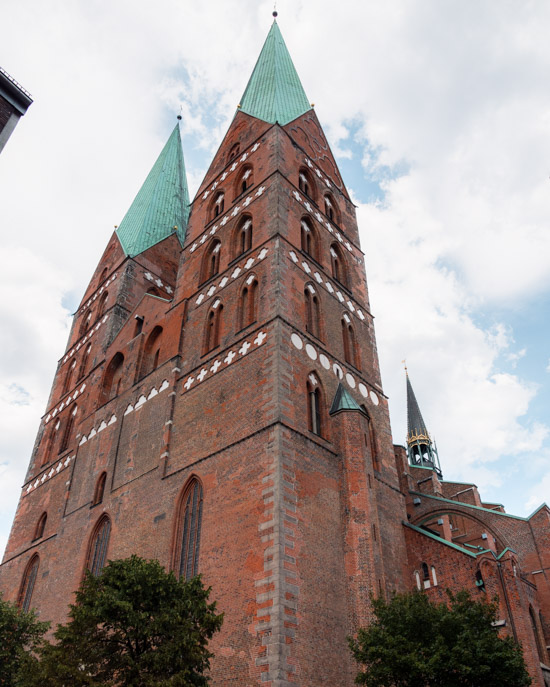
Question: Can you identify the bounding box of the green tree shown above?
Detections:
[0,591,48,686]
[23,555,223,687]
[349,590,531,687]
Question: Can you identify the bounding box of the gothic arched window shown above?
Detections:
[78,344,92,381]
[238,276,258,330]
[79,310,92,337]
[212,192,225,219]
[203,300,223,354]
[234,216,253,257]
[330,243,348,288]
[176,478,203,580]
[342,315,360,369]
[102,352,124,403]
[228,142,240,162]
[86,516,111,577]
[59,406,77,454]
[324,193,338,223]
[298,168,316,201]
[305,284,321,339]
[93,472,107,506]
[140,326,163,378]
[236,166,253,197]
[62,359,76,395]
[200,239,221,284]
[97,291,108,319]
[41,422,59,466]
[301,218,318,261]
[307,374,324,437]
[19,555,39,611]
[33,512,47,541]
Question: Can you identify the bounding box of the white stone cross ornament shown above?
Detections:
[210,360,221,374]
[239,341,251,356]
[254,332,267,346]
[197,369,208,382]
[224,351,236,365]
[184,377,195,390]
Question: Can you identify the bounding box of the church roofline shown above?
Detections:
[410,491,532,522]
[404,522,518,560]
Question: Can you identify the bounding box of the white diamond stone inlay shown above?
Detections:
[224,351,236,365]
[210,360,221,374]
[231,267,241,279]
[196,294,205,305]
[197,369,208,382]
[184,377,194,391]
[258,248,268,260]
[254,331,267,346]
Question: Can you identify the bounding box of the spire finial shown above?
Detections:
[402,359,408,375]
[177,105,183,121]
[273,1,278,17]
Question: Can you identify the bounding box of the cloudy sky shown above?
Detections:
[1,0,550,558]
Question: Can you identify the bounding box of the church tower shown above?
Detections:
[1,19,410,686]
[405,371,442,476]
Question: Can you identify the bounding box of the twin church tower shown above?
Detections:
[2,19,550,687]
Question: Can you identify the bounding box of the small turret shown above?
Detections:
[406,370,442,477]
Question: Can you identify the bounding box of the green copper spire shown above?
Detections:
[116,124,190,257]
[239,20,312,126]
[406,371,442,477]
[329,383,365,415]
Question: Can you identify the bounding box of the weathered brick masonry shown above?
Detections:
[1,19,549,687]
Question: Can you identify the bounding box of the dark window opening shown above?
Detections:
[178,479,203,580]
[87,517,111,577]
[33,513,47,541]
[19,556,39,611]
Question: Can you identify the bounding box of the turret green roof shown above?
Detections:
[116,124,190,257]
[329,383,365,415]
[239,20,312,126]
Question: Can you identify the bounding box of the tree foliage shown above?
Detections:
[22,555,223,687]
[0,592,48,687]
[349,590,531,687]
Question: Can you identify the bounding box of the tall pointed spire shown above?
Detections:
[239,20,312,126]
[406,371,442,476]
[116,124,190,258]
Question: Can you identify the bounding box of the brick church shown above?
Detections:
[1,18,550,687]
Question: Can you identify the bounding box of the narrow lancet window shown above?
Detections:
[87,516,111,577]
[178,479,203,580]
[19,556,39,611]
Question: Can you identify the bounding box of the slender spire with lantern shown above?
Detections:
[406,369,442,477]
